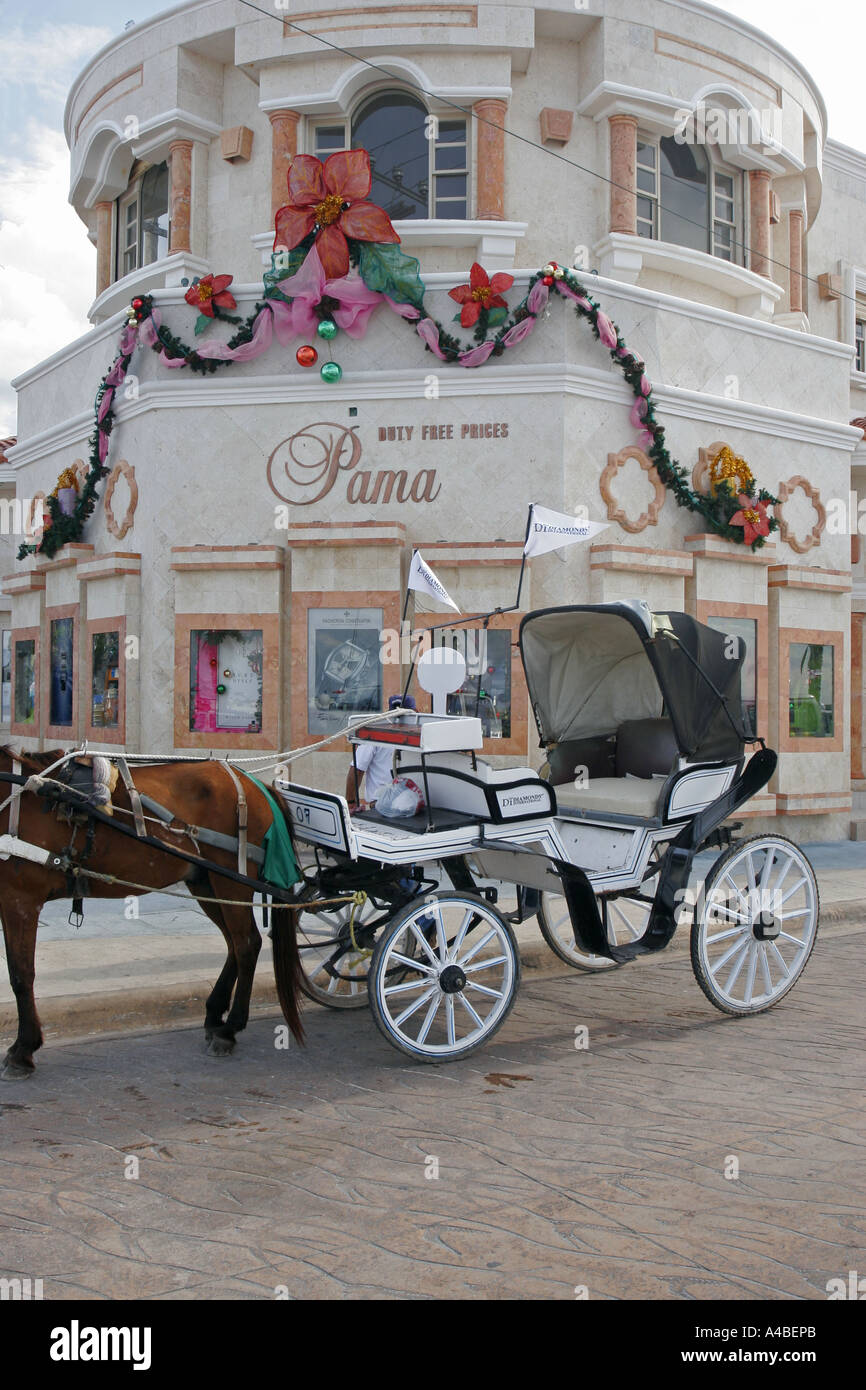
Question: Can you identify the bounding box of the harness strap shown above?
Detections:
[136,791,265,866]
[115,757,146,837]
[9,759,21,839]
[221,762,249,876]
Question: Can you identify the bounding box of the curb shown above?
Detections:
[4,903,864,1047]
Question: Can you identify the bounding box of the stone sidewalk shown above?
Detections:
[1,840,864,1043]
[1,926,864,1299]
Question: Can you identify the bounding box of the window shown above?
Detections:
[49,617,74,727]
[313,92,468,220]
[636,134,742,264]
[115,162,169,279]
[190,629,263,733]
[308,608,383,736]
[1,630,10,723]
[14,639,35,725]
[433,627,512,740]
[856,319,865,374]
[707,616,757,738]
[789,642,834,738]
[91,631,120,729]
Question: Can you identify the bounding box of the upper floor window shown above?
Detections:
[116,161,169,279]
[637,135,743,265]
[856,318,865,374]
[310,90,468,221]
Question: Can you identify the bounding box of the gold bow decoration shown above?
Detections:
[708,444,754,497]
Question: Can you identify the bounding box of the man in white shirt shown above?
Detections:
[346,695,416,810]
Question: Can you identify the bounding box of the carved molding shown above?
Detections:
[775,475,825,554]
[104,459,138,539]
[601,446,666,533]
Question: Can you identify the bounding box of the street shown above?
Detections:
[2,926,864,1300]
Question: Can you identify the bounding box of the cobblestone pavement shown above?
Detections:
[1,929,864,1301]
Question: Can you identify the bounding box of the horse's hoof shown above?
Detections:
[206,1036,235,1058]
[1,1060,34,1082]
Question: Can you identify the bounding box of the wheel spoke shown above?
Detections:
[416,990,443,1043]
[708,933,750,976]
[409,920,439,966]
[768,940,792,979]
[463,954,508,973]
[459,927,496,966]
[778,876,808,907]
[723,939,751,994]
[385,976,437,997]
[450,909,475,959]
[705,924,747,945]
[445,995,456,1047]
[389,950,437,976]
[456,991,484,1029]
[434,905,449,963]
[778,929,808,946]
[743,941,758,1005]
[758,943,774,995]
[393,984,437,1027]
[465,980,506,1000]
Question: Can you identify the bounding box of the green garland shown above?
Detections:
[19,253,778,560]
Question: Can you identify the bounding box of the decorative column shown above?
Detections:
[94,201,113,296]
[748,169,772,278]
[788,209,805,313]
[473,98,507,220]
[169,140,193,254]
[268,110,301,220]
[608,114,638,235]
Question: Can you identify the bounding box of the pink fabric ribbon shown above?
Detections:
[97,389,114,423]
[501,316,536,348]
[459,340,497,367]
[417,317,448,360]
[596,311,618,349]
[275,245,386,340]
[527,280,549,314]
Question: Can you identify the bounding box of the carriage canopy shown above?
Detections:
[519,601,748,762]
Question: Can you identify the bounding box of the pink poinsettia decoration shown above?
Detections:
[274,150,399,280]
[730,494,771,546]
[449,263,514,327]
[185,274,237,317]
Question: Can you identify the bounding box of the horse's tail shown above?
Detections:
[271,901,305,1044]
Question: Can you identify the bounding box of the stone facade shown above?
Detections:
[4,0,866,839]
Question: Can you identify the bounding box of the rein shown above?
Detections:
[0,768,301,905]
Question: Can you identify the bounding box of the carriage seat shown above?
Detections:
[554,718,678,820]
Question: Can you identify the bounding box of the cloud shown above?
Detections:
[0,124,96,437]
[0,24,113,107]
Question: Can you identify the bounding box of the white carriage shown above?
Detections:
[276,601,818,1061]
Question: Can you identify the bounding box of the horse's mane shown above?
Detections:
[0,745,70,774]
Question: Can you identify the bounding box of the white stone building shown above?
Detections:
[5,0,866,839]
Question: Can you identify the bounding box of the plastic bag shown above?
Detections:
[375,776,426,818]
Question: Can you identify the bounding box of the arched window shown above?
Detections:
[312,90,468,220]
[115,161,169,278]
[637,135,742,263]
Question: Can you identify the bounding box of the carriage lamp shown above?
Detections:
[317,319,338,341]
[320,361,342,383]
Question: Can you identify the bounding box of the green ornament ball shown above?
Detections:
[320,361,342,384]
[316,319,338,341]
[216,683,227,695]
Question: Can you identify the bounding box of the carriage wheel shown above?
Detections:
[295,893,385,1010]
[691,835,819,1016]
[537,878,657,972]
[368,891,520,1062]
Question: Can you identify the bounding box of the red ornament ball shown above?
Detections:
[296,345,318,367]
[542,275,554,287]
[131,297,143,310]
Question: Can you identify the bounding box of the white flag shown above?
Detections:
[523,504,609,558]
[407,550,460,612]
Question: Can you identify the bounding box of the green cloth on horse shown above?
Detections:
[242,771,301,891]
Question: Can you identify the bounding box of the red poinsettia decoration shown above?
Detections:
[449,263,514,327]
[273,150,399,279]
[184,274,237,317]
[730,493,771,546]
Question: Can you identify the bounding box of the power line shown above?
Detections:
[235,0,863,313]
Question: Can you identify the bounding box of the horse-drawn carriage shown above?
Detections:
[277,601,818,1061]
[0,600,818,1079]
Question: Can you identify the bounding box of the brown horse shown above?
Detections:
[0,747,303,1080]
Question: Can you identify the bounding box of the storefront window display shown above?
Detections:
[433,627,512,740]
[308,608,384,736]
[190,629,263,733]
[91,630,120,728]
[707,615,757,738]
[789,642,834,738]
[49,617,74,726]
[14,639,36,725]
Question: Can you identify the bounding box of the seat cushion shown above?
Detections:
[546,735,616,787]
[555,776,663,820]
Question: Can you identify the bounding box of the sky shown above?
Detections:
[0,0,864,438]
